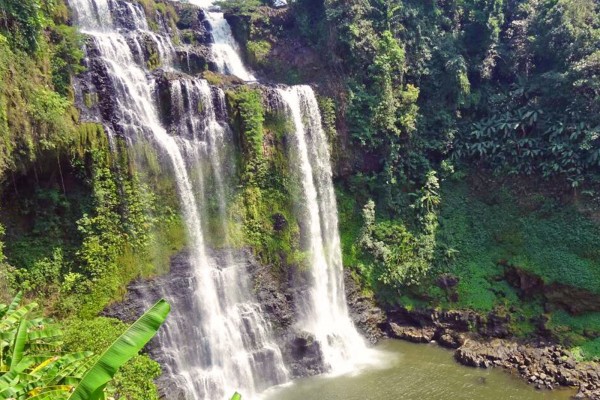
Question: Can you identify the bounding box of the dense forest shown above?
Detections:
[0,0,599,397]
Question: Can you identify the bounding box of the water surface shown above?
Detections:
[263,340,575,400]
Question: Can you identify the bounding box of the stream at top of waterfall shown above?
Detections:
[261,340,575,400]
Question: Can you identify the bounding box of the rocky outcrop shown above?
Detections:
[385,305,600,398]
[544,285,600,315]
[504,264,600,314]
[282,332,326,378]
[172,4,215,75]
[344,270,386,344]
[386,306,511,339]
[389,323,435,343]
[455,339,600,399]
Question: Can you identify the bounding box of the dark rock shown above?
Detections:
[437,330,465,349]
[544,284,600,314]
[176,45,213,75]
[272,213,287,232]
[388,323,435,343]
[247,255,294,331]
[504,264,545,297]
[504,263,600,314]
[344,270,386,344]
[436,273,459,290]
[282,332,326,377]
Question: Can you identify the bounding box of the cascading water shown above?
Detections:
[69,0,287,398]
[276,86,372,373]
[71,0,376,395]
[187,0,256,81]
[163,79,288,399]
[184,1,371,369]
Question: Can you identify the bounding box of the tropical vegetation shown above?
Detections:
[0,293,169,399]
[0,0,599,396]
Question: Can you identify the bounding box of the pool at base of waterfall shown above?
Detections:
[261,340,575,400]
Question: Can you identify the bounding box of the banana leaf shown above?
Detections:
[3,292,23,318]
[67,299,170,400]
[10,319,27,371]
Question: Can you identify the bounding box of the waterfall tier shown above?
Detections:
[69,0,287,398]
[276,86,372,374]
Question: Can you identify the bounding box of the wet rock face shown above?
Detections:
[111,0,144,30]
[343,270,386,344]
[172,3,214,75]
[246,254,329,378]
[74,0,219,134]
[283,332,326,377]
[176,46,213,75]
[106,247,332,381]
[80,38,124,136]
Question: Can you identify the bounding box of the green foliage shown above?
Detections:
[12,248,63,294]
[0,294,167,399]
[577,338,600,361]
[112,355,161,400]
[547,311,600,361]
[0,0,45,53]
[68,299,169,400]
[426,180,600,309]
[0,292,93,399]
[456,104,600,186]
[225,88,304,269]
[62,317,162,399]
[49,25,85,97]
[135,0,179,34]
[247,40,271,66]
[215,0,261,14]
[358,200,430,286]
[233,88,265,155]
[0,0,82,180]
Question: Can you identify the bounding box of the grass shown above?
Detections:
[432,180,600,309]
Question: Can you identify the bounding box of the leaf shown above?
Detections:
[1,303,38,330]
[10,318,28,371]
[67,299,170,400]
[0,292,22,320]
[231,392,242,400]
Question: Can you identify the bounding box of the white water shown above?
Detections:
[277,86,374,374]
[160,78,288,399]
[69,0,286,398]
[187,0,256,81]
[184,0,373,372]
[71,0,375,396]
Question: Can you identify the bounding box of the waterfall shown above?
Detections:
[69,0,287,398]
[70,0,377,396]
[276,86,371,373]
[187,0,256,81]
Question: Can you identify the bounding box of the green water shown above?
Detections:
[263,340,575,400]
